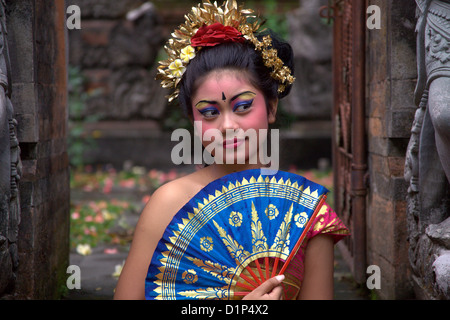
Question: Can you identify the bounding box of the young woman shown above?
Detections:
[114,0,349,300]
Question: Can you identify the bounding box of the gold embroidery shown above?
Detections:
[179,286,229,299]
[312,204,350,236]
[182,269,198,284]
[269,203,293,256]
[200,236,214,252]
[294,212,309,228]
[251,202,268,253]
[187,256,235,283]
[229,211,243,227]
[213,220,251,265]
[265,204,279,220]
[313,205,328,232]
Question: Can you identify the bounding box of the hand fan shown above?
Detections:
[145,169,328,300]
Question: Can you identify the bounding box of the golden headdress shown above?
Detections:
[156,0,295,102]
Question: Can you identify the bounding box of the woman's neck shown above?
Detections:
[207,162,268,180]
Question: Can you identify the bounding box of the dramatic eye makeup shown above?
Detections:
[196,104,219,118]
[194,91,257,117]
[231,91,256,112]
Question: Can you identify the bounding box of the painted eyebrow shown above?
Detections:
[195,100,217,109]
[230,91,256,103]
[194,91,256,109]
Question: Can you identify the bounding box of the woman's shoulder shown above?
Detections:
[157,167,210,201]
[141,167,210,223]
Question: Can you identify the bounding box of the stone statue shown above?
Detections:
[0,0,21,296]
[405,0,450,299]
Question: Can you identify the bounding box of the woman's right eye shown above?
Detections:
[199,107,219,118]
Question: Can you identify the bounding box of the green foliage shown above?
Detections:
[271,101,297,129]
[369,289,380,300]
[248,0,289,40]
[67,66,99,169]
[162,104,193,131]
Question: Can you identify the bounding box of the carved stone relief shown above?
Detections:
[405,0,450,299]
[0,0,21,297]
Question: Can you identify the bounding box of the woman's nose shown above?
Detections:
[220,112,240,133]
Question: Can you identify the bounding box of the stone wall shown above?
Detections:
[0,0,21,297]
[66,0,181,170]
[365,0,417,299]
[67,0,167,121]
[3,0,69,299]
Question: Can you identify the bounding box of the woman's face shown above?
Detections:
[191,70,277,165]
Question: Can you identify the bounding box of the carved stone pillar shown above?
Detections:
[0,0,21,297]
[405,0,450,299]
[3,0,69,299]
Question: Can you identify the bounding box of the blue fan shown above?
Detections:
[145,169,328,300]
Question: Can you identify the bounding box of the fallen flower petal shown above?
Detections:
[76,243,92,256]
[104,247,118,255]
[112,261,124,278]
[71,212,80,220]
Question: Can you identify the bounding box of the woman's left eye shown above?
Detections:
[233,99,254,113]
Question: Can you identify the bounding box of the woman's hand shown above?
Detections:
[242,275,285,300]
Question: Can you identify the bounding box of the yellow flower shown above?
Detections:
[200,236,213,252]
[229,211,243,227]
[294,212,309,228]
[76,243,92,256]
[101,209,114,221]
[182,269,198,284]
[265,204,279,220]
[168,59,186,78]
[180,45,196,63]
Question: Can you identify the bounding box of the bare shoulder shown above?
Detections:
[113,168,209,299]
[140,168,208,226]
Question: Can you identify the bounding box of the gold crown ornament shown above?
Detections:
[156,0,295,102]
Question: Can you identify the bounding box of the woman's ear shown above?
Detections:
[268,99,278,124]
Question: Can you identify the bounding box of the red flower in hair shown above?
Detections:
[191,22,245,47]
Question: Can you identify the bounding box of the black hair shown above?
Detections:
[178,30,294,118]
